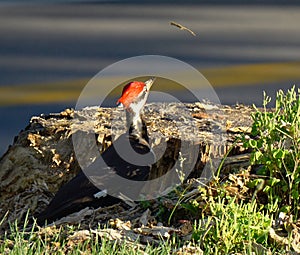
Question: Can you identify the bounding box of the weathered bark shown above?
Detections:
[0,102,254,225]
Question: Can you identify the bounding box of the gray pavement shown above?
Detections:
[0,3,300,156]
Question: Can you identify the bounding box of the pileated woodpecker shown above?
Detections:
[37,77,156,225]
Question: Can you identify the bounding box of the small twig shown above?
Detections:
[167,184,192,226]
[215,139,239,179]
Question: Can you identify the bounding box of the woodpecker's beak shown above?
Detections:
[145,77,156,91]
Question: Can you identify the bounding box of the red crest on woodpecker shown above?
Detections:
[117,81,145,108]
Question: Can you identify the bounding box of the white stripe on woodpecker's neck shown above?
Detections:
[126,87,149,138]
[126,107,143,137]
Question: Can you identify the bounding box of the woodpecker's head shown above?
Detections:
[117,77,155,114]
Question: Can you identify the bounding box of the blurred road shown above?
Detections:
[0,2,300,156]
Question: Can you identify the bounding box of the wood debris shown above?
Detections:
[170,21,196,36]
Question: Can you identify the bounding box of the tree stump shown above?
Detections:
[0,102,254,225]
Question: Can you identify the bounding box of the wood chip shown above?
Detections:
[170,21,196,36]
[139,209,151,226]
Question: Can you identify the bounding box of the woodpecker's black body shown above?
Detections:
[37,78,155,225]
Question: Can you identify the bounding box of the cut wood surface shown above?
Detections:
[0,102,254,225]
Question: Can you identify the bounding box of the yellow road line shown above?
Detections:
[203,61,300,87]
[0,62,299,106]
[0,79,87,106]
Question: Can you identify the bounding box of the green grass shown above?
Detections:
[0,196,293,255]
[192,197,272,254]
[0,220,176,255]
[243,86,300,215]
